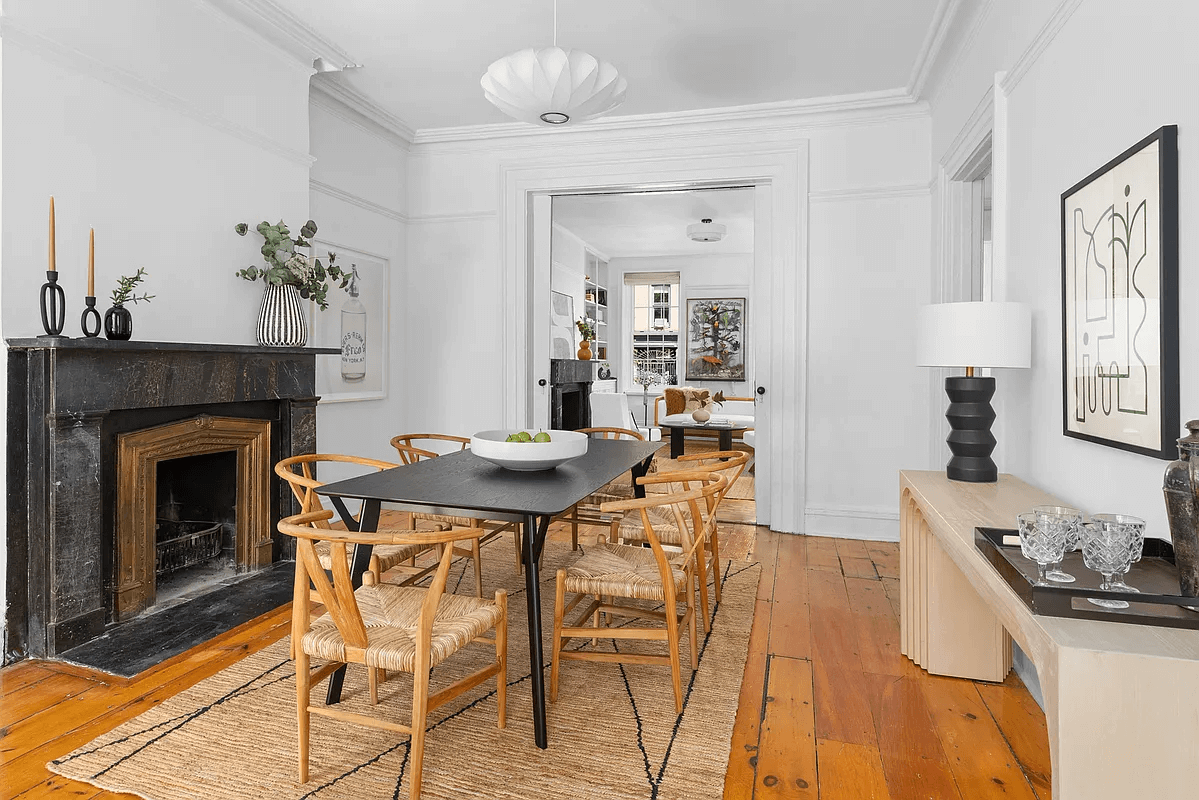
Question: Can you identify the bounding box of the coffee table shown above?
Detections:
[658,419,748,458]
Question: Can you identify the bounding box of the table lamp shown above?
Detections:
[917,301,1031,482]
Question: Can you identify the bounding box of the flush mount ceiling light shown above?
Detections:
[687,219,727,243]
[480,0,627,127]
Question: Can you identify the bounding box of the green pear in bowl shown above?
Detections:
[533,431,551,443]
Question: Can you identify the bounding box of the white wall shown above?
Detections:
[549,222,587,359]
[607,253,754,397]
[308,95,409,472]
[406,113,933,539]
[929,0,1197,539]
[0,0,313,342]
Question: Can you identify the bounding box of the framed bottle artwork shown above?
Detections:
[309,240,390,403]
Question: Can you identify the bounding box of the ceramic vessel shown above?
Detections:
[577,340,592,360]
[470,429,588,471]
[256,284,307,347]
[103,304,133,340]
[1164,419,1199,600]
[691,408,711,423]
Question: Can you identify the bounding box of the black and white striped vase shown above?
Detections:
[255,284,308,347]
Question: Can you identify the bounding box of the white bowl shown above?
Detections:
[470,429,589,472]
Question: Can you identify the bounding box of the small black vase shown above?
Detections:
[104,304,133,340]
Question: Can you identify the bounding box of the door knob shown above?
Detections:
[756,386,766,396]
[538,379,547,387]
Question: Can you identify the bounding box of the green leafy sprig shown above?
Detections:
[110,268,155,306]
[233,219,349,310]
[576,317,595,341]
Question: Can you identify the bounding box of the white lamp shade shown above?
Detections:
[916,301,1032,369]
[481,47,627,126]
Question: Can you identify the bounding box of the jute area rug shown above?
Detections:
[50,537,761,799]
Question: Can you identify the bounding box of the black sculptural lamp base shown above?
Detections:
[944,375,998,483]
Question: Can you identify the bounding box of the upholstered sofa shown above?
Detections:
[653,390,755,440]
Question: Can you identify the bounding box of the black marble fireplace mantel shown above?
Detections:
[4,338,337,664]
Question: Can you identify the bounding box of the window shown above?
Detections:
[626,273,680,385]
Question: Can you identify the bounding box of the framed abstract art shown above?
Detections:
[1061,125,1179,458]
[685,297,746,381]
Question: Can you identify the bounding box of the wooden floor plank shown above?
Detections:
[807,572,876,747]
[14,774,111,798]
[815,739,891,800]
[879,577,902,618]
[755,656,818,798]
[0,672,102,731]
[921,676,1039,800]
[976,676,1052,799]
[839,557,878,580]
[833,539,870,561]
[804,538,842,574]
[867,548,899,580]
[0,664,56,699]
[768,534,811,660]
[724,600,773,798]
[868,673,963,800]
[843,578,905,679]
[754,529,780,602]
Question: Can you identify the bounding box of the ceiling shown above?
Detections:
[553,188,754,257]
[281,0,943,131]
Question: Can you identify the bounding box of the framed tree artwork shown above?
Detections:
[1061,125,1179,458]
[685,297,746,381]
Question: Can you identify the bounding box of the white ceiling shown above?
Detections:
[553,188,754,257]
[280,0,943,130]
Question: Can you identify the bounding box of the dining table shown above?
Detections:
[314,437,661,749]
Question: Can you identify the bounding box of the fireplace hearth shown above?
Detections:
[5,338,336,664]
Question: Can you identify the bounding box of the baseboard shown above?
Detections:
[803,505,900,542]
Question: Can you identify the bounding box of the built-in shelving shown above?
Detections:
[583,250,609,361]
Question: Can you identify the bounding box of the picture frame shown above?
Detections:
[550,291,575,360]
[685,297,747,381]
[309,240,390,403]
[1061,125,1179,458]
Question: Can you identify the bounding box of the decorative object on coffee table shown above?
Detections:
[1062,125,1179,459]
[1163,420,1199,603]
[916,301,1031,482]
[40,197,67,338]
[234,219,348,347]
[685,297,746,381]
[104,268,153,342]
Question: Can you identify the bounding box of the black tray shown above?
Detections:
[975,527,1199,630]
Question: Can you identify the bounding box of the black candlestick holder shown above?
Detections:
[80,295,101,337]
[39,270,67,338]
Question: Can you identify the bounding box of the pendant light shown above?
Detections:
[480,0,627,127]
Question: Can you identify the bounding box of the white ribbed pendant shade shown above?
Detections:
[481,47,627,126]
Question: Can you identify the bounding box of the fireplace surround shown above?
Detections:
[5,339,335,663]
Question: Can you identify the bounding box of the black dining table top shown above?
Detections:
[315,438,662,517]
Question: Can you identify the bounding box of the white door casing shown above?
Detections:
[530,193,552,430]
[498,143,809,532]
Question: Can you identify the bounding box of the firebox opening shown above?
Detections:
[153,450,238,610]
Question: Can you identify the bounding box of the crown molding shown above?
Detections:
[310,179,407,223]
[0,18,315,168]
[999,0,1085,94]
[200,0,358,71]
[921,0,995,107]
[309,84,413,151]
[907,0,965,99]
[411,87,922,146]
[310,78,416,145]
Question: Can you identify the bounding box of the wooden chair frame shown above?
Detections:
[390,434,522,581]
[279,509,507,800]
[616,451,750,626]
[550,475,726,713]
[275,454,445,590]
[555,426,646,551]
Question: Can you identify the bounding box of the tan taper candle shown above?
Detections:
[48,196,56,272]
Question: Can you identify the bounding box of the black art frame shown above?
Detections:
[1060,125,1179,459]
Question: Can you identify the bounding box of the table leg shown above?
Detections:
[324,498,381,706]
[719,429,732,452]
[523,513,551,749]
[630,454,656,499]
[670,426,685,459]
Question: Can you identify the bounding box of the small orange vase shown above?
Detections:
[577,340,592,360]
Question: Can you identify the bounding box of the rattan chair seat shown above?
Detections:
[564,542,688,602]
[313,541,427,575]
[413,512,479,528]
[615,505,684,545]
[301,584,503,673]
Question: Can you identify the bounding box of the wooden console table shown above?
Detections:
[900,471,1199,799]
